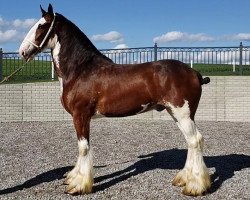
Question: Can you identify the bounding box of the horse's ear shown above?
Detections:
[40,5,46,16]
[48,4,54,14]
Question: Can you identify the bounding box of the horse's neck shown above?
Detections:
[51,18,112,79]
[51,34,109,79]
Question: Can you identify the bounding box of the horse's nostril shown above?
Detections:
[21,51,26,58]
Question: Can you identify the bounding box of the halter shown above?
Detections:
[25,13,56,51]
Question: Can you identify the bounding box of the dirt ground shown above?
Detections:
[0,119,249,200]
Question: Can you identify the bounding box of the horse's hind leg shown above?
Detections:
[64,111,93,194]
[166,100,211,196]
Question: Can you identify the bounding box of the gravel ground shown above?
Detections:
[0,119,249,200]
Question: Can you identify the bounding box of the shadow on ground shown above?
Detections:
[0,149,249,195]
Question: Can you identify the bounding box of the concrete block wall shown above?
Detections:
[0,84,23,121]
[0,82,71,122]
[0,76,249,122]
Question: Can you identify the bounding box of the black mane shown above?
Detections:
[54,13,112,77]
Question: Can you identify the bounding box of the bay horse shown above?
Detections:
[19,4,211,196]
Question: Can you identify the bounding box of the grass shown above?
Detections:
[1,58,55,83]
[1,59,249,84]
[192,64,250,76]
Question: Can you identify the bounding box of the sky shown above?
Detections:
[1,0,250,52]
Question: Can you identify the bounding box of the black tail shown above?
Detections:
[201,77,210,85]
[196,71,210,85]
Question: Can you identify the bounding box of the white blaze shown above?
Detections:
[19,17,46,57]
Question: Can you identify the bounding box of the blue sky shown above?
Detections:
[1,0,250,52]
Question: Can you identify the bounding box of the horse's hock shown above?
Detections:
[0,76,249,122]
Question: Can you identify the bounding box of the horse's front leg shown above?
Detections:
[64,112,93,194]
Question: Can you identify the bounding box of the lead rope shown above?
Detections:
[0,62,27,84]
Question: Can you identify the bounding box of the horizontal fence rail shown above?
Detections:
[101,47,157,64]
[0,43,249,83]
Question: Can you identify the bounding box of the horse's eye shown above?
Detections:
[38,24,42,29]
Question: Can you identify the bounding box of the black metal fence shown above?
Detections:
[0,42,249,83]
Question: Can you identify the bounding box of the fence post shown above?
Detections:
[0,48,3,81]
[51,61,54,80]
[239,42,243,75]
[154,43,158,61]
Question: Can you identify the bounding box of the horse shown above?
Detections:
[19,4,211,196]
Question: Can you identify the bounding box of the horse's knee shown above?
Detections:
[77,138,93,174]
[78,138,89,156]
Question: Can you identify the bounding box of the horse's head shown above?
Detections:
[19,4,57,62]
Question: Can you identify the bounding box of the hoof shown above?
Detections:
[173,168,211,196]
[64,174,93,195]
[65,187,79,195]
[182,172,211,196]
[182,179,210,196]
